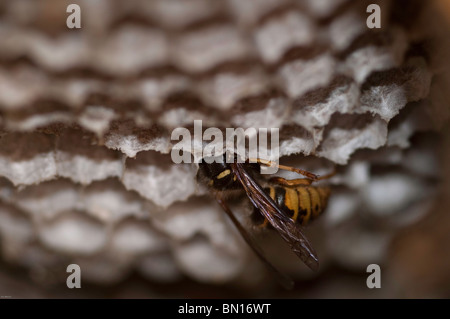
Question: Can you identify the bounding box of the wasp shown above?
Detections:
[197,154,335,288]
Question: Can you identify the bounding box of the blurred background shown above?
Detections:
[0,0,449,298]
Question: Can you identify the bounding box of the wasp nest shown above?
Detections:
[0,0,449,297]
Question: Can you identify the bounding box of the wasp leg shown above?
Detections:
[316,166,337,181]
[269,176,313,186]
[248,158,319,180]
[269,166,337,185]
[257,218,270,228]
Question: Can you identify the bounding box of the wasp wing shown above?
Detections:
[231,162,319,271]
[214,193,294,289]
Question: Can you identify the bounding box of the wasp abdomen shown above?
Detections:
[264,185,331,226]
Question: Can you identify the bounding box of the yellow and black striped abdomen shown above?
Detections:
[267,185,331,226]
